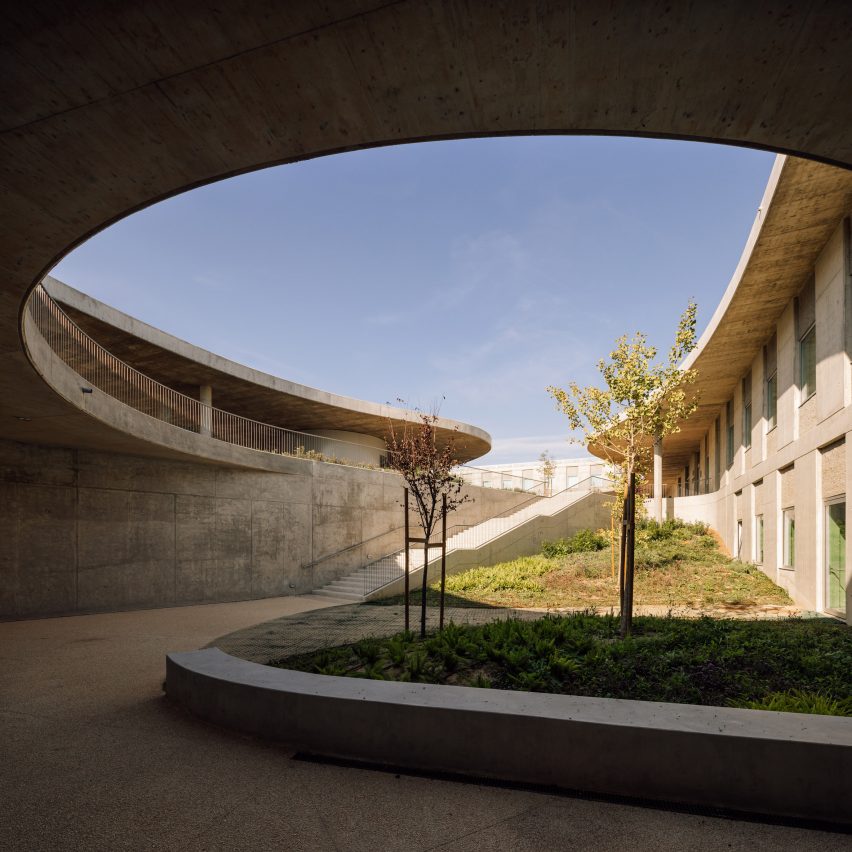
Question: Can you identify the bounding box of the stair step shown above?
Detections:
[313,589,364,601]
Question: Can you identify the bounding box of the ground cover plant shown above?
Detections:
[270,614,852,715]
[372,519,792,610]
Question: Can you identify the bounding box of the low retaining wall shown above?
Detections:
[166,647,852,825]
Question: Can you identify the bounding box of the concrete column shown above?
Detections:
[653,437,663,522]
[199,384,212,437]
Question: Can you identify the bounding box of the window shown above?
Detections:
[796,278,816,401]
[736,519,743,558]
[726,400,734,467]
[755,514,764,564]
[742,373,752,449]
[522,469,535,490]
[566,466,578,487]
[766,373,778,428]
[714,417,720,486]
[782,507,796,568]
[764,334,777,430]
[800,324,816,400]
[481,479,492,488]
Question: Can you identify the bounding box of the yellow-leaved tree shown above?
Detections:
[547,301,699,636]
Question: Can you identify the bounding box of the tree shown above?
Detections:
[547,301,699,637]
[385,407,471,638]
[538,450,556,496]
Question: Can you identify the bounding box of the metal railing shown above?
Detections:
[360,474,613,595]
[684,476,718,497]
[24,283,395,468]
[649,477,719,498]
[455,464,547,495]
[638,476,723,500]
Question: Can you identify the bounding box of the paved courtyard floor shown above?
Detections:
[212,601,804,663]
[1,594,847,851]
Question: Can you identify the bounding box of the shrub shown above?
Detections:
[384,636,409,667]
[638,518,708,539]
[731,689,852,716]
[353,637,382,664]
[542,528,607,557]
[405,650,427,681]
[446,556,552,594]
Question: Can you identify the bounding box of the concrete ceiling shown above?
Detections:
[2,1,852,466]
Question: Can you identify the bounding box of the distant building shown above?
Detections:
[459,456,609,495]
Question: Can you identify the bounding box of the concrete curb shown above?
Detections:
[166,648,852,825]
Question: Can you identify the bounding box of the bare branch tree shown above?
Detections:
[385,403,471,638]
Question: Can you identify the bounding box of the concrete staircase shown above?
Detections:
[312,484,610,603]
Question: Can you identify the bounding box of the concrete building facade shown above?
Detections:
[630,156,852,624]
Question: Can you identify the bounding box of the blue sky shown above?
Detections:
[53,136,774,465]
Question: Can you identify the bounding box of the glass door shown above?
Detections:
[825,499,846,616]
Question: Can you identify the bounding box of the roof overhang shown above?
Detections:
[41,277,493,463]
[589,155,852,477]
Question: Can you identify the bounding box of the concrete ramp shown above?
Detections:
[313,487,612,602]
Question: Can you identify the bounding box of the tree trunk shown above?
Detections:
[618,496,627,614]
[439,495,447,631]
[403,488,410,634]
[620,470,636,638]
[420,537,429,639]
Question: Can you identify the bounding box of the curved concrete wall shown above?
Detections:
[166,647,852,825]
[0,435,530,620]
[1,285,514,619]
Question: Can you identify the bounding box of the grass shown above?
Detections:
[270,613,852,715]
[371,519,792,610]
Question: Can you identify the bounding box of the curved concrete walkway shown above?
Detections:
[1,595,844,851]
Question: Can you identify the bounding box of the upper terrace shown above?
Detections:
[22,277,491,469]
